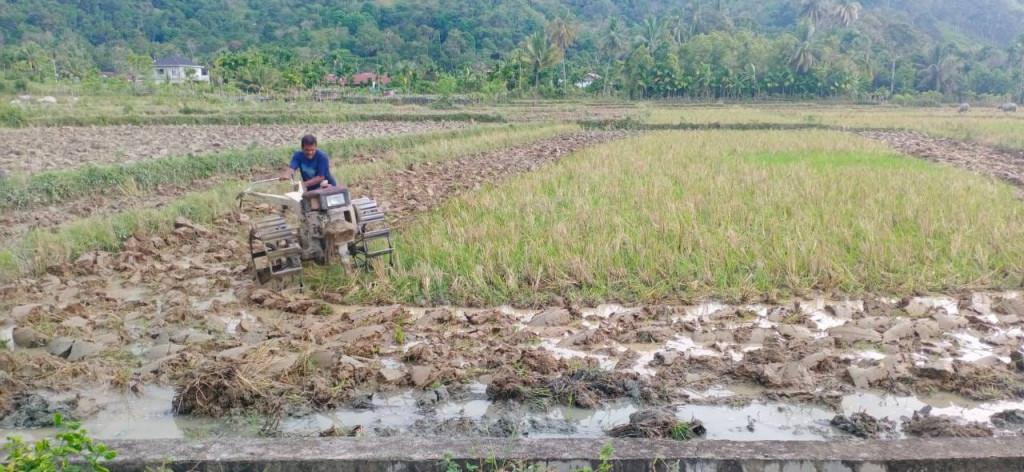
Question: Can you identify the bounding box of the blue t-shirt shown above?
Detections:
[290,149,338,192]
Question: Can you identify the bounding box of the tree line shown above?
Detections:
[0,0,1022,102]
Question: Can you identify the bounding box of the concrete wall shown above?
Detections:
[101,437,1024,472]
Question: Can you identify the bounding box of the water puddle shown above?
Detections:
[5,385,1021,442]
[0,324,14,350]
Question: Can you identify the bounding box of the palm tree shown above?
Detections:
[546,16,578,94]
[600,19,628,96]
[791,23,821,73]
[833,0,862,28]
[636,16,667,52]
[798,0,831,26]
[915,44,960,94]
[522,32,560,88]
[1010,33,1024,101]
[19,42,51,81]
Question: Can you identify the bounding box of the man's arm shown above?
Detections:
[302,175,326,188]
[280,155,299,180]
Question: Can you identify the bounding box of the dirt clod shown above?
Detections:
[607,409,706,440]
[902,407,993,438]
[830,413,897,439]
[991,409,1024,429]
[0,394,78,428]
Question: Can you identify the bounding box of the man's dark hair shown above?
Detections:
[301,134,317,147]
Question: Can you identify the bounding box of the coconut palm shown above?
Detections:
[915,44,960,94]
[600,19,628,95]
[546,16,578,94]
[798,0,831,26]
[1010,33,1024,101]
[791,23,821,73]
[833,0,862,27]
[522,32,560,88]
[636,16,667,52]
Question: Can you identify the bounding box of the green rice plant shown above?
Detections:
[644,106,1024,151]
[0,123,580,281]
[320,130,1024,305]
[0,123,553,210]
[1,183,241,280]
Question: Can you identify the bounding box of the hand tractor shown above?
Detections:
[237,178,394,287]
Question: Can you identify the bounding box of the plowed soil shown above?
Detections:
[858,130,1024,189]
[0,132,626,239]
[1,121,471,174]
[2,125,1024,440]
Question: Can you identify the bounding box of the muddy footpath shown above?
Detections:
[0,121,472,174]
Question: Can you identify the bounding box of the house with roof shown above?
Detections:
[345,73,391,88]
[153,56,209,84]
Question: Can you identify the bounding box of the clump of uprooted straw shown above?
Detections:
[608,409,706,440]
[173,346,285,417]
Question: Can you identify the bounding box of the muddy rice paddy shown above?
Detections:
[2,118,1024,444]
[0,121,472,174]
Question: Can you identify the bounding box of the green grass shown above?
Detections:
[0,183,243,279]
[642,105,1024,151]
[4,91,507,127]
[0,123,554,210]
[315,130,1024,306]
[0,123,582,281]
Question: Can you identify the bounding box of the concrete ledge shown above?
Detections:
[101,437,1024,472]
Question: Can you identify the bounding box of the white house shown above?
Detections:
[153,56,210,84]
[575,72,602,89]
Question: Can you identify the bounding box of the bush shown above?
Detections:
[891,91,944,107]
[0,103,28,127]
[2,413,118,471]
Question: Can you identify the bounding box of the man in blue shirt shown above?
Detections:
[280,134,338,192]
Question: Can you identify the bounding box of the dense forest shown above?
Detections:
[1,0,1023,101]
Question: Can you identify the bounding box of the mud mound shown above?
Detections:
[830,412,898,439]
[901,407,993,438]
[0,394,78,428]
[608,409,706,440]
[991,409,1024,429]
[486,353,660,409]
[918,361,1024,402]
[858,130,1024,188]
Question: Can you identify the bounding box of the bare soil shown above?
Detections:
[0,121,470,174]
[858,130,1024,189]
[0,131,625,240]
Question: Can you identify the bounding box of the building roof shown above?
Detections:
[154,55,201,67]
[347,73,391,86]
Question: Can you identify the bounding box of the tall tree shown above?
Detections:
[1010,33,1024,101]
[600,19,628,96]
[522,32,559,88]
[915,44,960,94]
[791,23,821,73]
[636,16,667,52]
[833,0,862,28]
[798,0,831,26]
[546,16,578,95]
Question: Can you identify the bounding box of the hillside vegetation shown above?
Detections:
[1,0,1023,100]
